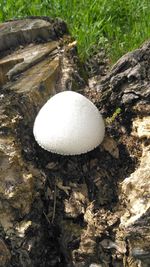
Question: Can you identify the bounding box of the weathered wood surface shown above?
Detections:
[0,17,68,52]
[0,17,84,267]
[84,42,150,267]
[0,17,150,267]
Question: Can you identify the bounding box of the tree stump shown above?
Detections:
[0,18,149,267]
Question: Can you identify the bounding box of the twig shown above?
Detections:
[43,211,51,224]
[52,181,57,223]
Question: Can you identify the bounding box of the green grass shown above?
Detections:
[0,0,150,62]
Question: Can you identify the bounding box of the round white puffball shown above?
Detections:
[33,91,105,155]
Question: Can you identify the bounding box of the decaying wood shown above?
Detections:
[83,42,150,267]
[0,17,149,267]
[0,17,85,267]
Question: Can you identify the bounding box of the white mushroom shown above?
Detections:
[33,91,105,155]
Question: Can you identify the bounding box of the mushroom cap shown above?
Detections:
[33,91,105,155]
